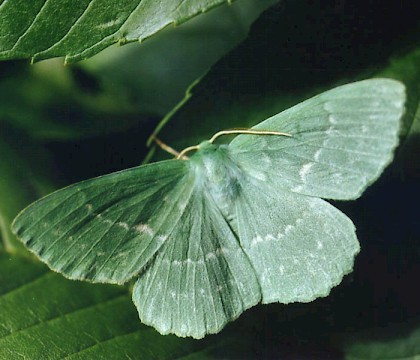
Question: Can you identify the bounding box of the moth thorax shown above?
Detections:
[191,144,241,201]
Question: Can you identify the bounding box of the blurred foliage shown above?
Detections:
[0,0,419,358]
[0,0,276,141]
[343,320,420,360]
[80,0,278,116]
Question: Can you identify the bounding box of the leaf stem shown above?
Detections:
[146,77,202,147]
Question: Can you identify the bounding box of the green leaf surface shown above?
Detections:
[0,0,237,63]
[343,320,420,360]
[376,48,420,177]
[0,252,213,359]
[377,48,420,142]
[0,251,348,359]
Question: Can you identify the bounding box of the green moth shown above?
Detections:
[12,79,405,339]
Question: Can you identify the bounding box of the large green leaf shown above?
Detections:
[0,0,239,63]
[0,252,220,359]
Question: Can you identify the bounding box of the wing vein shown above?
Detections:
[198,200,220,331]
[124,175,194,277]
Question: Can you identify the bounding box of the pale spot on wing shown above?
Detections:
[166,247,241,267]
[361,125,369,134]
[279,265,285,275]
[52,229,61,236]
[157,234,168,243]
[328,114,337,124]
[250,211,312,248]
[86,204,93,211]
[251,170,267,181]
[392,99,404,108]
[314,149,322,161]
[299,163,314,182]
[326,126,334,135]
[277,232,285,239]
[261,152,272,165]
[117,222,129,230]
[317,240,324,250]
[205,252,216,261]
[265,234,276,242]
[291,184,304,192]
[134,223,154,236]
[285,224,293,234]
[251,235,264,247]
[177,201,188,212]
[261,269,268,283]
[116,251,128,258]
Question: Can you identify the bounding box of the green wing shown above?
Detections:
[229,79,405,200]
[12,160,193,285]
[234,175,360,303]
[132,187,261,339]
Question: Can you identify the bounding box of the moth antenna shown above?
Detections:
[176,145,200,160]
[209,129,292,143]
[153,137,181,158]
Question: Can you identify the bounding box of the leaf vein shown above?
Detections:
[0,270,50,298]
[33,0,95,57]
[11,0,49,51]
[0,293,126,341]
